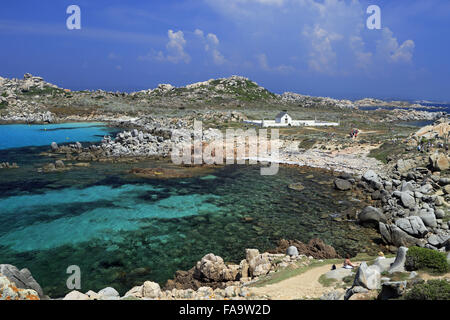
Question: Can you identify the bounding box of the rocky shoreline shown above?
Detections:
[1,239,340,300]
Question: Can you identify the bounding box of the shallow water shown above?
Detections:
[0,124,381,298]
[0,122,118,150]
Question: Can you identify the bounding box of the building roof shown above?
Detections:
[275,112,290,119]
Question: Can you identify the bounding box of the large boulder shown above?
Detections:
[400,181,415,193]
[194,253,239,282]
[286,246,299,257]
[0,275,40,300]
[142,281,161,299]
[395,216,428,237]
[353,262,381,290]
[379,223,423,248]
[247,251,271,277]
[400,192,416,209]
[324,268,354,281]
[427,234,450,248]
[429,153,449,171]
[0,264,44,298]
[98,287,120,300]
[63,290,89,300]
[194,253,226,282]
[362,170,382,185]
[124,285,143,299]
[388,246,408,273]
[358,206,386,226]
[378,281,407,300]
[372,257,395,273]
[418,210,437,228]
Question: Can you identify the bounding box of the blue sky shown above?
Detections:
[0,0,449,101]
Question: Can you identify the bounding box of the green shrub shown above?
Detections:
[403,280,450,300]
[405,247,449,274]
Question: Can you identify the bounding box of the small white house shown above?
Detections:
[275,112,292,125]
[243,112,339,127]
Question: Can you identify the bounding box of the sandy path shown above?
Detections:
[250,264,336,300]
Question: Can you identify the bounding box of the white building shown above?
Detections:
[244,112,339,128]
[275,112,292,125]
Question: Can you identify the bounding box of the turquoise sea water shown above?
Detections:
[0,122,116,150]
[0,123,380,298]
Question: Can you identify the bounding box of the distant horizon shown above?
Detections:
[1,1,450,102]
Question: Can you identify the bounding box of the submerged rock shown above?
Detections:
[269,239,340,259]
[334,178,352,191]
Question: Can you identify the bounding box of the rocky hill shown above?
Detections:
[0,73,442,123]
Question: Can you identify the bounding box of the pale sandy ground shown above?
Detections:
[249,264,337,300]
[249,264,450,300]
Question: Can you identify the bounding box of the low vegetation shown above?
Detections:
[368,142,407,164]
[403,279,450,300]
[405,247,449,274]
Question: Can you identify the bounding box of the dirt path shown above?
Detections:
[250,264,336,300]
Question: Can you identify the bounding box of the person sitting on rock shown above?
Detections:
[343,254,356,269]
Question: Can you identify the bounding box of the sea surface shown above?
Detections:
[359,103,450,114]
[0,122,119,150]
[0,122,380,297]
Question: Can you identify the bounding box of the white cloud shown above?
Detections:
[195,29,226,65]
[257,53,294,73]
[206,0,416,74]
[350,36,372,70]
[165,30,190,63]
[377,27,415,63]
[139,29,190,64]
[302,24,342,74]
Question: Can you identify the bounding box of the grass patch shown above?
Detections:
[318,274,338,287]
[368,142,406,164]
[298,138,316,150]
[342,275,355,285]
[388,272,411,281]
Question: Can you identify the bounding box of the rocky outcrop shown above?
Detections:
[388,246,408,273]
[193,254,240,283]
[0,274,40,300]
[378,281,407,300]
[429,153,450,171]
[0,264,44,299]
[358,206,386,226]
[0,162,19,169]
[269,239,340,259]
[352,157,450,252]
[379,223,424,248]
